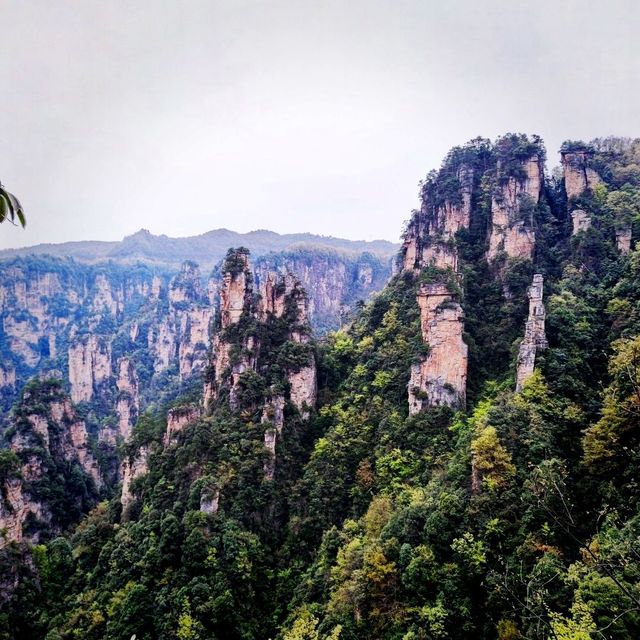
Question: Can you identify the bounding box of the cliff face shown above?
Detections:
[164,404,202,446]
[515,274,548,391]
[486,155,542,263]
[409,284,468,413]
[561,149,602,200]
[254,250,391,332]
[401,164,474,273]
[571,209,591,234]
[205,248,316,480]
[100,357,140,444]
[0,380,100,547]
[120,445,150,516]
[68,335,112,403]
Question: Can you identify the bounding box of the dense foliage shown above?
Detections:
[2,135,640,639]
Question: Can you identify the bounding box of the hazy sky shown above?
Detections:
[1,0,638,249]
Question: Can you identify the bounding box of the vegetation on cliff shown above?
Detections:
[2,134,640,639]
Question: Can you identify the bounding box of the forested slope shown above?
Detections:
[2,134,640,640]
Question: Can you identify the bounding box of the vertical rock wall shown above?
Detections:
[68,335,112,403]
[561,150,602,200]
[409,283,468,413]
[487,156,542,263]
[515,274,548,391]
[401,164,473,273]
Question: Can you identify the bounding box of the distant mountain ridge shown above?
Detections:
[0,227,399,271]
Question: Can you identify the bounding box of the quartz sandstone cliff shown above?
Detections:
[515,274,548,392]
[409,283,468,413]
[68,335,112,403]
[0,382,101,547]
[561,149,602,200]
[487,155,542,263]
[401,164,473,273]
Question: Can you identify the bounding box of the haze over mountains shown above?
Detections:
[0,227,399,271]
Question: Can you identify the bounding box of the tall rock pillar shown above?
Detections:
[409,283,468,413]
[516,274,548,391]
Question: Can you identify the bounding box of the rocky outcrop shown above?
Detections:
[487,155,542,263]
[516,274,548,392]
[92,273,121,316]
[205,249,316,479]
[409,283,468,413]
[178,307,213,380]
[99,358,140,444]
[616,226,633,254]
[262,395,285,480]
[0,365,16,389]
[148,320,177,373]
[120,446,150,516]
[68,335,112,403]
[254,251,391,332]
[561,149,602,200]
[206,250,253,406]
[220,251,251,328]
[0,476,49,548]
[571,209,592,234]
[401,165,474,273]
[169,261,202,307]
[164,404,202,446]
[200,488,219,514]
[288,365,317,419]
[0,381,101,547]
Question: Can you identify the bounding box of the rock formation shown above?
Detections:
[0,365,16,389]
[120,446,150,516]
[571,209,592,235]
[169,261,202,307]
[262,395,285,480]
[205,248,316,478]
[0,381,101,547]
[487,155,542,263]
[98,358,140,444]
[516,274,548,392]
[401,164,474,273]
[254,250,391,332]
[178,307,213,380]
[616,226,633,254]
[68,335,112,403]
[164,404,202,447]
[561,149,602,200]
[409,283,468,413]
[200,488,220,515]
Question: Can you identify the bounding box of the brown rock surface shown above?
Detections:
[561,150,602,200]
[409,283,468,413]
[516,274,548,391]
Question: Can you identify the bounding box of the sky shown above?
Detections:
[1,0,638,250]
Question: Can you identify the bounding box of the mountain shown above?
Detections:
[2,134,640,640]
[0,227,399,271]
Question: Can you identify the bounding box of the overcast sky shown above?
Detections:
[1,0,638,250]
